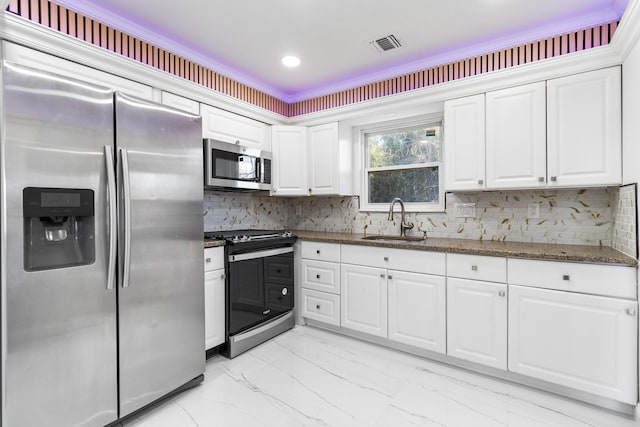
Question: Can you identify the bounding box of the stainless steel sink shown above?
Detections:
[361,235,426,242]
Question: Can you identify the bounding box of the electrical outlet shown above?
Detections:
[454,203,476,218]
[527,203,540,219]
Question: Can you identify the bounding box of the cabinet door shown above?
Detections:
[161,92,200,114]
[341,264,387,337]
[509,285,637,404]
[201,104,269,150]
[486,82,546,189]
[444,94,486,191]
[447,278,507,369]
[388,270,446,353]
[547,67,621,187]
[204,269,226,349]
[271,126,308,196]
[308,122,339,195]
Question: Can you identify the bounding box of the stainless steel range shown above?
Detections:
[205,229,297,358]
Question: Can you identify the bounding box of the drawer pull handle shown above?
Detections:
[388,275,392,280]
[380,273,385,278]
[384,257,389,262]
[498,290,506,297]
[316,274,320,279]
[538,177,544,182]
[626,308,636,316]
[478,179,484,185]
[471,265,478,271]
[562,275,570,281]
[316,250,320,255]
[316,304,321,310]
[282,288,288,296]
[205,258,211,263]
[550,176,558,182]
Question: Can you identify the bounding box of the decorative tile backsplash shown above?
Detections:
[612,184,637,258]
[204,187,636,252]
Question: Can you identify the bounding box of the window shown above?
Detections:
[361,119,443,212]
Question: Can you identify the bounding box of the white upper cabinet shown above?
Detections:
[161,92,200,115]
[3,41,153,100]
[201,103,270,151]
[547,67,621,187]
[444,94,486,191]
[271,126,308,196]
[486,82,547,189]
[308,122,340,195]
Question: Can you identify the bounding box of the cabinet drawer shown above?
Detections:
[301,241,341,263]
[264,255,293,285]
[341,244,445,276]
[508,258,636,299]
[447,254,506,282]
[265,284,293,311]
[301,288,340,326]
[204,246,224,272]
[302,260,340,294]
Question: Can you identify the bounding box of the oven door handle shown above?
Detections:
[229,246,293,262]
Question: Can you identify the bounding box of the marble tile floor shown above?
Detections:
[124,326,639,427]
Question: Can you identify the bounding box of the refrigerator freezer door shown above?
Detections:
[115,93,205,417]
[1,62,118,426]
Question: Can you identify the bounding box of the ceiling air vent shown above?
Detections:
[370,35,401,53]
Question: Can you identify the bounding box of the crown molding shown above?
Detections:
[50,0,290,102]
[0,12,289,124]
[611,0,640,60]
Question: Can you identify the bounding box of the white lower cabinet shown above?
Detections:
[341,264,388,338]
[204,247,225,350]
[447,278,507,369]
[299,241,342,326]
[388,270,446,353]
[508,285,638,404]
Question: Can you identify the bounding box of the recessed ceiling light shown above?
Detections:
[281,55,301,68]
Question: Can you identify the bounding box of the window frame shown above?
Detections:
[359,115,445,213]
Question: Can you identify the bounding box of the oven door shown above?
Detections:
[227,246,294,336]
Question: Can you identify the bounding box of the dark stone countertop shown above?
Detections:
[292,230,638,266]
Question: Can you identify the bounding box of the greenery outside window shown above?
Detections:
[362,119,444,212]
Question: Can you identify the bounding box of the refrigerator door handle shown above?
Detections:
[105,145,117,291]
[121,147,132,288]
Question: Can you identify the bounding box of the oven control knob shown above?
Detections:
[281,288,288,296]
[283,231,292,237]
[240,235,249,242]
[232,235,240,243]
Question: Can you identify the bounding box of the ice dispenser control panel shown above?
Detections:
[23,187,95,271]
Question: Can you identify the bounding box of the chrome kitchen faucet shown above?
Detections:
[387,198,414,238]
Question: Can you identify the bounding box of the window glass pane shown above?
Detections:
[368,167,439,204]
[366,125,441,167]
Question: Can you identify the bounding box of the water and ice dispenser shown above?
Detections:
[23,187,95,271]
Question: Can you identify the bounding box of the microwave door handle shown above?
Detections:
[257,158,261,182]
[104,145,117,291]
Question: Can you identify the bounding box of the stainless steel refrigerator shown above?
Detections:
[0,61,205,426]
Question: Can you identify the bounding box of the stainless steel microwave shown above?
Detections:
[204,139,272,191]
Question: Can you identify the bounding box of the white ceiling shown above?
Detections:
[53,0,629,103]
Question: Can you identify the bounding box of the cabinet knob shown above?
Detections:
[383,256,389,262]
[273,188,277,193]
[626,308,636,316]
[309,188,312,193]
[221,274,225,279]
[316,250,320,255]
[471,265,478,271]
[205,258,211,263]
[562,275,570,281]
[316,304,321,310]
[498,290,506,297]
[380,273,385,278]
[235,140,240,145]
[550,176,558,182]
[388,275,392,280]
[282,288,288,296]
[478,179,484,185]
[316,274,320,279]
[538,177,545,182]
